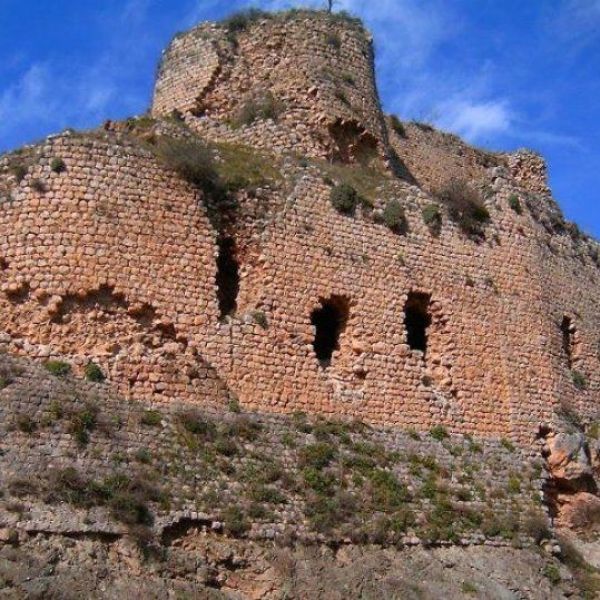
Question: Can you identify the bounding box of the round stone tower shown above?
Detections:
[152,11,392,163]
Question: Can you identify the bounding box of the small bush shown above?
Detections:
[15,413,36,434]
[140,410,162,427]
[299,442,337,470]
[84,362,105,382]
[223,8,267,35]
[461,582,478,595]
[8,476,38,497]
[153,136,222,196]
[433,178,490,237]
[11,164,27,182]
[389,114,406,137]
[177,410,216,439]
[422,204,442,235]
[326,32,341,49]
[302,466,335,494]
[44,360,71,377]
[135,448,152,464]
[68,404,98,445]
[368,469,410,510]
[31,179,46,193]
[500,438,515,452]
[382,199,408,234]
[572,370,588,390]
[233,91,282,128]
[251,310,268,329]
[543,563,561,585]
[248,485,286,504]
[507,474,521,494]
[330,183,362,215]
[429,425,449,441]
[50,158,66,173]
[508,194,522,214]
[523,511,551,544]
[222,505,250,536]
[341,72,355,86]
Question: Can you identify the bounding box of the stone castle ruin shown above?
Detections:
[2,10,600,595]
[0,10,598,447]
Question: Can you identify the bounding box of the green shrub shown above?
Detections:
[422,204,442,235]
[45,360,71,377]
[46,468,164,526]
[135,448,152,464]
[523,511,551,544]
[222,505,250,536]
[302,466,335,494]
[382,199,408,234]
[389,114,406,137]
[84,362,105,382]
[221,415,262,441]
[508,194,522,214]
[341,72,355,86]
[140,410,162,427]
[433,178,490,237]
[68,404,98,445]
[461,581,478,595]
[177,410,216,439]
[223,8,268,34]
[248,484,286,504]
[31,179,46,193]
[251,310,268,329]
[500,438,515,452]
[543,563,561,585]
[429,425,449,441]
[330,183,362,215]
[326,32,341,49]
[572,370,588,390]
[368,469,410,510]
[153,136,222,196]
[10,164,27,182]
[50,158,66,173]
[228,397,241,413]
[299,442,336,470]
[232,91,282,127]
[507,474,521,494]
[15,413,36,434]
[214,436,238,456]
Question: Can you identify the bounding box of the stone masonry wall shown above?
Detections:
[153,14,390,164]
[0,13,598,447]
[0,127,598,446]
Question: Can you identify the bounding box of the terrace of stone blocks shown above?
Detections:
[0,8,598,447]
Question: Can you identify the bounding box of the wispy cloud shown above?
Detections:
[0,0,156,151]
[436,99,513,142]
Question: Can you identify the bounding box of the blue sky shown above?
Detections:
[1,0,599,235]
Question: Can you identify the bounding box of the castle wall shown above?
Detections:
[0,129,598,445]
[0,15,598,446]
[0,133,229,407]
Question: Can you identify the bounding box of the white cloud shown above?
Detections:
[436,99,513,142]
[0,64,55,136]
[0,0,157,150]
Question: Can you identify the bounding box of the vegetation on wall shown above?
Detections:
[433,178,490,238]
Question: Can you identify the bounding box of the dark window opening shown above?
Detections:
[561,315,574,367]
[311,295,349,368]
[216,237,240,319]
[405,292,432,356]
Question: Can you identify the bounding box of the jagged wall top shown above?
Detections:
[152,10,391,163]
